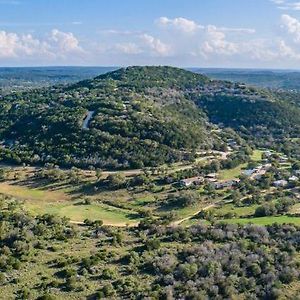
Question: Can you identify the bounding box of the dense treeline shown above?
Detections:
[2,66,300,169]
[197,94,300,140]
[0,67,214,169]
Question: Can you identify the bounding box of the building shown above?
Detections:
[180,177,204,187]
[213,179,240,189]
[273,180,288,187]
[289,176,299,182]
[205,173,218,180]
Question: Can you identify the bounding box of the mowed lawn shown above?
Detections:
[0,182,139,226]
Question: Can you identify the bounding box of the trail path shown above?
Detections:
[172,203,217,226]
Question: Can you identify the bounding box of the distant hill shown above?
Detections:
[0,66,118,93]
[193,68,300,91]
[1,66,300,169]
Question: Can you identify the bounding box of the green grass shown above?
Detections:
[251,150,263,162]
[0,182,69,201]
[174,204,205,219]
[220,215,300,225]
[25,201,140,226]
[218,163,247,180]
[211,203,258,217]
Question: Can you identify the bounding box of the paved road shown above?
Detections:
[82,111,95,129]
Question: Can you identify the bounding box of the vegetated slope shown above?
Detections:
[1,65,300,169]
[0,67,214,169]
[190,81,300,146]
[197,93,300,141]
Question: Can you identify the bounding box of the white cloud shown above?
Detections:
[198,26,239,59]
[114,42,142,54]
[157,17,202,33]
[278,39,300,58]
[0,31,52,59]
[281,14,300,42]
[271,0,300,10]
[0,31,19,58]
[140,34,171,56]
[270,0,286,4]
[0,29,85,64]
[157,16,255,34]
[3,14,300,68]
[50,29,83,54]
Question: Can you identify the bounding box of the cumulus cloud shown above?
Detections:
[3,14,300,67]
[281,14,300,42]
[0,31,52,59]
[0,29,85,64]
[140,34,171,56]
[157,17,202,33]
[199,25,239,57]
[50,29,83,54]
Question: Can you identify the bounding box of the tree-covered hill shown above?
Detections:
[1,66,300,169]
[0,67,215,169]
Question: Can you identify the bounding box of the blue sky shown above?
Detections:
[2,0,300,68]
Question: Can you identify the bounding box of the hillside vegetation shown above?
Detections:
[1,66,300,169]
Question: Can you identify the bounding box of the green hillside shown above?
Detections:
[1,66,300,169]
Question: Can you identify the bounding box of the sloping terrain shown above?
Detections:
[1,66,300,169]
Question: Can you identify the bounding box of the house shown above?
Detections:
[205,173,218,180]
[289,176,299,182]
[213,179,240,189]
[273,180,288,187]
[180,177,204,187]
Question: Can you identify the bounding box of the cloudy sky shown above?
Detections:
[2,0,300,68]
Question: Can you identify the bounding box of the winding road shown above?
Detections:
[82,111,95,130]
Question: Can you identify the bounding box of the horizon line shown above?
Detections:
[1,65,300,72]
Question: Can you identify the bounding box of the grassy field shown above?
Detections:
[0,182,139,226]
[218,163,247,180]
[181,215,300,227]
[251,150,264,162]
[221,215,300,225]
[0,182,69,202]
[211,203,258,217]
[26,201,139,226]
